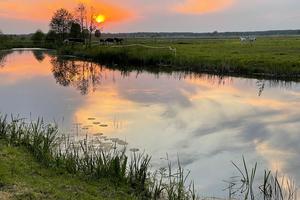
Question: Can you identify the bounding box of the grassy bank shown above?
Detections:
[58,37,300,79]
[0,115,197,200]
[2,36,300,78]
[0,116,298,200]
[0,140,134,200]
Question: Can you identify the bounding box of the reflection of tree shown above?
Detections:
[0,50,12,67]
[256,80,265,97]
[32,51,46,62]
[51,58,103,95]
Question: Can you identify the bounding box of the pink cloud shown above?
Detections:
[173,0,235,14]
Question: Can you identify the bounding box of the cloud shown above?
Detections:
[173,0,235,14]
[0,0,135,23]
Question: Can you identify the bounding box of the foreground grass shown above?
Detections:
[0,116,198,199]
[59,37,300,78]
[0,140,135,200]
[0,114,298,200]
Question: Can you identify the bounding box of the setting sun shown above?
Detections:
[95,14,106,23]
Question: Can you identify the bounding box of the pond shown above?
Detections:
[1,49,300,197]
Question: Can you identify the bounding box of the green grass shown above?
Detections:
[58,37,300,78]
[0,115,198,199]
[0,140,135,200]
[2,35,300,78]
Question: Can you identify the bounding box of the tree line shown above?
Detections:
[31,3,102,46]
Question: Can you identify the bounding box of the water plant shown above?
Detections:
[226,157,297,200]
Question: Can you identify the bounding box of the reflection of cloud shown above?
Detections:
[173,0,235,14]
[117,75,193,107]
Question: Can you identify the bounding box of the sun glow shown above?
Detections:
[95,14,106,23]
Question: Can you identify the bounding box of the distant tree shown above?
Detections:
[88,7,97,46]
[94,29,101,38]
[50,8,73,41]
[31,30,45,45]
[82,28,90,40]
[45,30,57,43]
[69,22,81,38]
[0,30,6,43]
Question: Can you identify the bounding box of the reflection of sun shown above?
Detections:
[95,15,106,23]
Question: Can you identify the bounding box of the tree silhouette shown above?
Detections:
[75,3,87,35]
[95,29,101,38]
[31,30,45,45]
[50,8,73,41]
[70,22,81,38]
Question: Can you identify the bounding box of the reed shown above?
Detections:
[1,114,297,200]
[226,157,297,200]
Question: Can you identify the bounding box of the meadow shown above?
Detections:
[58,36,300,79]
[1,35,300,79]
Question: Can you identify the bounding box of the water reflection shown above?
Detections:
[32,50,46,62]
[0,50,300,197]
[0,50,11,67]
[51,57,104,95]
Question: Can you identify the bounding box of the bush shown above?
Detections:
[31,30,45,45]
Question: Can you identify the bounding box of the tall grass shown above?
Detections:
[0,114,197,199]
[226,157,297,200]
[1,114,297,200]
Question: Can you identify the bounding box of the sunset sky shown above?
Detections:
[0,0,300,34]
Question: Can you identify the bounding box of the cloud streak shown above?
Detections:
[173,0,235,14]
[0,0,135,23]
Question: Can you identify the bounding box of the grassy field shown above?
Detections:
[0,140,135,200]
[59,36,300,79]
[1,35,300,78]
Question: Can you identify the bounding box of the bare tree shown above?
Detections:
[75,3,87,34]
[88,7,97,46]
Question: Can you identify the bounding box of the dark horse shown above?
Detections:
[99,39,106,45]
[114,38,124,44]
[99,38,124,45]
[105,38,115,44]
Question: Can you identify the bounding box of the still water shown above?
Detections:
[1,50,300,197]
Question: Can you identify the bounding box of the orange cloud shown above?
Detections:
[0,0,135,24]
[173,0,235,14]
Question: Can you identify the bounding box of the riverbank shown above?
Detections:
[2,36,300,79]
[0,140,135,200]
[57,37,300,79]
[0,116,198,200]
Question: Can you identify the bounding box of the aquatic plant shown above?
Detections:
[226,157,297,200]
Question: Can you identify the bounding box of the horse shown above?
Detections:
[240,36,256,43]
[99,39,106,45]
[105,38,115,45]
[114,38,124,44]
